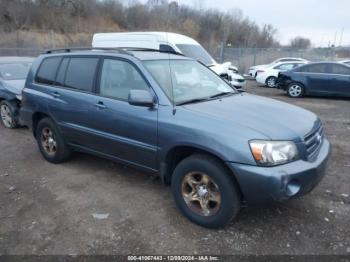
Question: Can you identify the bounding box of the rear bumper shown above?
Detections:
[228,138,331,205]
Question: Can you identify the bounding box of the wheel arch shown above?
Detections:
[32,112,51,137]
[160,145,244,199]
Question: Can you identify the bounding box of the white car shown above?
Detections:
[248,57,308,78]
[92,32,246,88]
[255,61,308,88]
[340,60,350,66]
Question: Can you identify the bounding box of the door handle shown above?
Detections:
[52,91,60,98]
[95,101,107,109]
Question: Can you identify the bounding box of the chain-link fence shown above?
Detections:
[217,47,350,74]
[1,46,350,75]
[0,48,43,57]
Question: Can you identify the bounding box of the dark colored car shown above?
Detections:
[277,62,350,98]
[20,48,331,228]
[0,57,34,128]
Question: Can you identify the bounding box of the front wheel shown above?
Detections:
[287,83,305,98]
[0,100,18,129]
[171,154,240,228]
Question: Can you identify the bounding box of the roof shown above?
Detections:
[41,49,191,61]
[92,32,200,46]
[0,56,34,63]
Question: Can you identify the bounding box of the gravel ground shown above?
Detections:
[0,81,349,255]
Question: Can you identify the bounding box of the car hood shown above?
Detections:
[210,62,237,75]
[182,93,318,141]
[1,79,25,95]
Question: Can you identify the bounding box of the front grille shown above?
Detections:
[304,121,324,159]
[236,79,245,83]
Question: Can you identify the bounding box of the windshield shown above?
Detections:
[144,60,236,105]
[176,44,214,66]
[0,62,31,80]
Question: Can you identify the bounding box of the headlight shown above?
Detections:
[249,140,298,166]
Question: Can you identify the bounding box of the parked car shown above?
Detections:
[277,62,350,98]
[0,57,34,128]
[340,60,350,66]
[248,58,308,78]
[21,48,330,228]
[256,61,308,88]
[92,32,246,89]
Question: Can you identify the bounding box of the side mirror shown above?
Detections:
[128,89,155,107]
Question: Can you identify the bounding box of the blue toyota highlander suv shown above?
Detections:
[20,48,331,228]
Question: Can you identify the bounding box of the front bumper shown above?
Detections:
[255,74,266,85]
[228,138,331,205]
[231,80,246,89]
[248,69,256,77]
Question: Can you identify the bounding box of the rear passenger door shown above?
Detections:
[303,64,331,94]
[328,64,350,96]
[48,56,101,149]
[91,58,158,171]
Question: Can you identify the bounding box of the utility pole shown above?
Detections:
[333,31,337,47]
[338,28,344,47]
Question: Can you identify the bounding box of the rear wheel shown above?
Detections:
[287,83,304,98]
[0,100,18,129]
[171,154,240,228]
[36,118,71,163]
[265,76,277,88]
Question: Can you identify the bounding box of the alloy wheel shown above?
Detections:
[41,127,57,156]
[266,77,276,88]
[289,84,302,97]
[0,104,13,128]
[181,172,221,216]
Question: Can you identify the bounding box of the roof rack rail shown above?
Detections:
[43,47,132,55]
[117,47,184,56]
[43,47,184,56]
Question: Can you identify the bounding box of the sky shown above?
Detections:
[139,0,350,47]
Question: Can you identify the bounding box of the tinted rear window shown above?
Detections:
[35,57,62,85]
[65,58,99,92]
[297,64,328,73]
[330,64,350,75]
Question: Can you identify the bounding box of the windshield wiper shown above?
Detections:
[209,91,236,99]
[176,97,210,106]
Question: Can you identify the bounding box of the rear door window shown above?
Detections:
[300,64,328,73]
[274,63,295,70]
[64,58,99,92]
[35,57,62,85]
[329,64,350,75]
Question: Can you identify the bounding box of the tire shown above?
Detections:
[171,154,240,228]
[0,100,18,129]
[287,82,305,98]
[36,117,71,164]
[265,76,277,88]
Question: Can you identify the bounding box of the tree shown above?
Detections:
[290,37,311,49]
